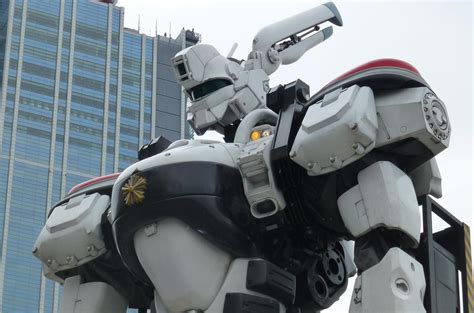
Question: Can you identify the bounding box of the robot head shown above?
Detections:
[171,2,342,136]
[172,44,269,135]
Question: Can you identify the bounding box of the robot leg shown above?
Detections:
[349,247,425,313]
[133,218,233,313]
[134,218,289,313]
[338,161,426,313]
[59,276,128,313]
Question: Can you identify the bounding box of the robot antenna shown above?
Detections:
[227,42,238,58]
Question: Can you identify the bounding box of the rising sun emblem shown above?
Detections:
[122,174,147,206]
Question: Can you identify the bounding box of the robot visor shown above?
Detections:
[188,79,232,101]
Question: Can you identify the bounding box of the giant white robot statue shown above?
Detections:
[34,2,451,313]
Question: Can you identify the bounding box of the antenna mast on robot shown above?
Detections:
[227,43,238,58]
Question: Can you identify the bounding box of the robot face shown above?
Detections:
[186,84,237,135]
[172,44,247,134]
[172,44,234,92]
[186,79,233,102]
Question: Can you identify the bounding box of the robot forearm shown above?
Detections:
[33,176,153,312]
[60,276,128,313]
[276,65,450,312]
[250,2,343,75]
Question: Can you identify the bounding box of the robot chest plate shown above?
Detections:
[111,140,259,283]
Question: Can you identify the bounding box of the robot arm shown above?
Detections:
[33,192,129,313]
[33,175,153,313]
[33,192,111,283]
[288,84,450,313]
[289,85,450,177]
[248,2,343,75]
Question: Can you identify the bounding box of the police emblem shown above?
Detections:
[122,174,147,206]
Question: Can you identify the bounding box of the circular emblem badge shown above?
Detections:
[122,174,147,206]
[423,92,450,141]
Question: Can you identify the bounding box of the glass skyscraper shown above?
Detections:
[0,0,198,311]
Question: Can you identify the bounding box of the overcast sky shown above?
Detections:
[119,0,473,311]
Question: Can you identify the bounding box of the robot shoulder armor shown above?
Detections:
[290,84,378,176]
[374,87,450,156]
[33,193,110,282]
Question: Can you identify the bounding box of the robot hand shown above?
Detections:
[171,2,343,136]
[248,2,343,75]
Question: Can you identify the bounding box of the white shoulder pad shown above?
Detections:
[290,85,377,175]
[33,193,109,282]
[375,87,450,155]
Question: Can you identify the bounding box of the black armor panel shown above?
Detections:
[111,162,260,284]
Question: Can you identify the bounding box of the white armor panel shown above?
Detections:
[232,109,285,218]
[119,139,240,180]
[409,158,442,198]
[290,85,378,176]
[60,276,128,313]
[187,84,237,131]
[150,259,287,313]
[337,161,420,245]
[185,67,269,133]
[172,44,225,90]
[134,219,289,313]
[134,218,232,313]
[375,87,450,154]
[33,193,110,282]
[349,248,426,313]
[236,134,286,218]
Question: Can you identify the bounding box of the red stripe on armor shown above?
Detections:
[326,58,421,87]
[68,172,121,195]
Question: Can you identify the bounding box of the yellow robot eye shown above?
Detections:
[250,130,262,141]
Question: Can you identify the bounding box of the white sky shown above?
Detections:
[119,0,473,311]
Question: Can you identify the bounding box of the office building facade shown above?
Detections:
[0,0,198,311]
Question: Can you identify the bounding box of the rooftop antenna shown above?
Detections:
[169,22,171,39]
[138,15,141,33]
[155,19,158,36]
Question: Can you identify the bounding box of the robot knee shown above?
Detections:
[353,228,416,272]
[349,247,426,313]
